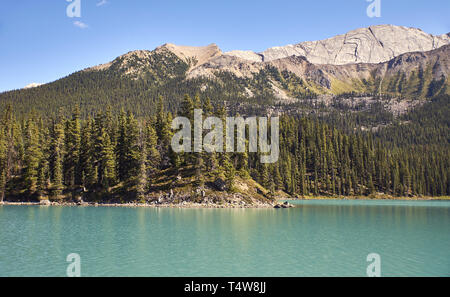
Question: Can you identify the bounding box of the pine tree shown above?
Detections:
[178,94,195,167]
[261,164,270,189]
[391,162,400,196]
[137,124,148,201]
[99,128,116,190]
[193,94,205,187]
[145,122,161,174]
[50,113,65,197]
[23,119,42,194]
[126,112,142,182]
[202,97,219,174]
[64,107,81,190]
[37,121,50,199]
[156,96,167,142]
[222,153,235,190]
[273,164,283,191]
[80,118,97,189]
[117,109,128,181]
[0,104,19,198]
[180,94,195,119]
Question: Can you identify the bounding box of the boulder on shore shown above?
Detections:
[40,200,51,206]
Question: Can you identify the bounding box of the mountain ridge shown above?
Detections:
[79,25,449,95]
[228,24,450,65]
[1,24,449,121]
[83,25,450,77]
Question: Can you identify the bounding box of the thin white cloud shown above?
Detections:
[96,0,108,7]
[73,21,89,29]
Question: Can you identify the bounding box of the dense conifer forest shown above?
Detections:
[1,92,448,203]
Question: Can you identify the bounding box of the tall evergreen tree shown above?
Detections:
[99,128,116,190]
[50,113,65,197]
[64,107,82,190]
[23,119,42,194]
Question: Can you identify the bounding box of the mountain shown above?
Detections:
[85,43,222,76]
[227,25,450,65]
[82,25,449,98]
[1,25,449,122]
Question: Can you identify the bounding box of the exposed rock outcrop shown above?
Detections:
[254,25,450,65]
[156,43,223,69]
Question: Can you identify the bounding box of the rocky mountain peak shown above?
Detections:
[156,43,222,68]
[80,25,449,96]
[227,25,450,65]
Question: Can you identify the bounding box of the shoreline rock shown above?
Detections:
[2,196,446,209]
[274,202,294,209]
[0,200,274,209]
[39,200,51,206]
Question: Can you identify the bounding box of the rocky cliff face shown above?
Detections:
[227,25,450,65]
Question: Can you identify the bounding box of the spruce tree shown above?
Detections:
[145,122,161,174]
[23,119,42,194]
[64,107,81,190]
[137,125,148,201]
[99,128,116,190]
[51,113,65,197]
[80,119,97,189]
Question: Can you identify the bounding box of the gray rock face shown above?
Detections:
[227,25,450,65]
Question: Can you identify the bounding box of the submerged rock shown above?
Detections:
[274,202,294,209]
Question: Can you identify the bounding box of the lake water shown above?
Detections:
[0,200,449,276]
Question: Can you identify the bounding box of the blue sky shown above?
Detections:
[0,0,449,93]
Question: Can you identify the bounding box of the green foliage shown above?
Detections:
[0,93,448,202]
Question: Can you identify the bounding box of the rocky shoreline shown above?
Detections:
[2,196,445,209]
[0,200,278,209]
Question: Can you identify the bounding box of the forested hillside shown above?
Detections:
[1,93,448,204]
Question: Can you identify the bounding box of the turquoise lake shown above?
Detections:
[0,200,449,277]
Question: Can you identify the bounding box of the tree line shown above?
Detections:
[0,95,449,203]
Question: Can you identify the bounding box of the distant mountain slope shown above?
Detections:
[185,43,450,97]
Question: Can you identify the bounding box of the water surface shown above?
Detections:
[0,200,449,276]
